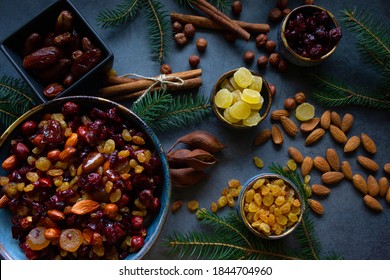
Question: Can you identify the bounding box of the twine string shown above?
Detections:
[119,73,185,104]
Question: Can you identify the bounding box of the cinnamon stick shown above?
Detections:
[100,69,203,97]
[194,0,250,41]
[171,12,270,34]
[113,77,203,101]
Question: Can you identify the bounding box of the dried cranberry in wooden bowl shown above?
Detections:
[278,5,342,66]
[0,96,171,260]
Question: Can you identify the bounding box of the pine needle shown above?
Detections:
[96,0,142,29]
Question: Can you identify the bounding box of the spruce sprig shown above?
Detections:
[97,0,141,29]
[131,90,212,133]
[0,75,37,128]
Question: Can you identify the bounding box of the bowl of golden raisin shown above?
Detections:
[239,173,304,239]
[211,67,273,128]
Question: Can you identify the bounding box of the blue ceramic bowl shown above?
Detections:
[0,96,171,260]
[239,173,304,239]
[0,0,114,103]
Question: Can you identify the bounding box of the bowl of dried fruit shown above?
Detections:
[278,5,342,66]
[0,0,114,103]
[239,173,304,239]
[0,96,171,260]
[211,67,273,128]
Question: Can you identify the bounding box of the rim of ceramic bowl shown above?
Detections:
[0,96,171,260]
[239,173,305,240]
[211,68,273,129]
[280,5,340,63]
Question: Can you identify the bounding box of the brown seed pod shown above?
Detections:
[170,149,217,170]
[170,167,208,188]
[271,124,284,145]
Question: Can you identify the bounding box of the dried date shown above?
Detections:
[23,46,63,70]
[71,48,102,80]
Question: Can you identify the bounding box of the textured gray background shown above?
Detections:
[0,0,389,260]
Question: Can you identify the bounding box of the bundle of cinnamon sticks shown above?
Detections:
[99,69,203,101]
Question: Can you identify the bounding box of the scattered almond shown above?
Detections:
[329,125,347,144]
[313,156,331,173]
[360,133,377,154]
[71,199,100,215]
[301,156,313,176]
[378,177,389,197]
[0,194,9,208]
[341,113,354,133]
[320,110,331,129]
[300,118,320,133]
[312,184,331,196]
[280,116,298,137]
[308,199,324,215]
[288,147,304,164]
[321,171,344,184]
[271,109,289,120]
[305,128,325,146]
[326,148,340,171]
[341,161,353,180]
[357,156,379,173]
[47,209,65,221]
[344,136,361,153]
[367,175,379,197]
[384,163,390,174]
[363,195,383,212]
[352,174,368,195]
[330,111,342,128]
[65,133,78,148]
[253,128,271,146]
[271,124,284,145]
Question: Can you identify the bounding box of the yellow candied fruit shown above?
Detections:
[248,75,263,92]
[233,67,253,88]
[229,101,251,120]
[223,107,240,124]
[241,88,261,104]
[214,88,233,109]
[231,89,241,103]
[221,78,235,92]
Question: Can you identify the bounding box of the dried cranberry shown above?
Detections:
[130,236,144,252]
[107,108,122,123]
[148,197,161,214]
[42,120,64,145]
[139,189,153,206]
[329,27,342,42]
[90,108,108,120]
[314,26,327,40]
[315,10,329,24]
[79,173,102,192]
[131,216,144,230]
[309,44,325,58]
[62,102,80,118]
[21,121,38,136]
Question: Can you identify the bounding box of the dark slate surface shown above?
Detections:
[0,0,389,260]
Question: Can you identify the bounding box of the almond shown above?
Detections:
[367,175,379,197]
[308,199,324,215]
[357,156,379,173]
[253,128,271,146]
[330,111,342,128]
[44,228,61,240]
[383,163,390,174]
[378,177,389,197]
[344,136,361,153]
[71,199,100,215]
[363,195,383,212]
[59,146,77,162]
[65,132,78,148]
[326,148,340,171]
[341,113,354,133]
[313,156,331,173]
[321,171,344,184]
[280,116,298,137]
[360,133,377,154]
[271,109,289,120]
[320,110,331,129]
[353,174,368,194]
[47,209,65,221]
[329,125,347,144]
[301,156,313,176]
[1,155,18,171]
[341,161,353,180]
[305,128,325,146]
[300,118,320,133]
[271,124,284,145]
[311,184,331,196]
[0,194,10,208]
[288,147,304,164]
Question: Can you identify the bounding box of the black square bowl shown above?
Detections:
[1,0,114,103]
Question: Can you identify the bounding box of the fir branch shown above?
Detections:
[142,0,171,62]
[96,0,142,29]
[310,74,390,109]
[0,75,37,128]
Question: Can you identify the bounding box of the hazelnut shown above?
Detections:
[268,83,276,96]
[277,59,288,72]
[284,97,297,110]
[255,34,268,48]
[21,120,38,136]
[243,50,255,63]
[183,23,196,38]
[160,63,172,74]
[174,32,187,47]
[172,21,183,33]
[189,55,200,68]
[265,40,276,53]
[231,1,242,16]
[282,8,291,17]
[268,8,282,22]
[257,55,269,68]
[196,38,208,52]
[269,53,281,67]
[277,0,289,9]
[103,203,119,219]
[294,92,306,104]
